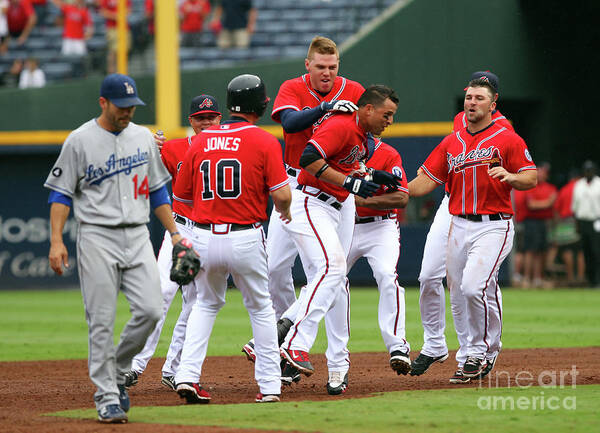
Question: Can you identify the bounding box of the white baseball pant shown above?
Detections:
[282,187,354,372]
[347,216,410,354]
[175,224,281,396]
[446,216,513,359]
[266,168,300,319]
[130,221,197,377]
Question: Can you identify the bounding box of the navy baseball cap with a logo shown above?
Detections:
[189,94,221,117]
[100,73,145,107]
[466,71,499,93]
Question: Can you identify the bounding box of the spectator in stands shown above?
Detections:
[0,0,8,55]
[511,189,528,286]
[7,0,37,46]
[0,57,22,86]
[572,160,600,287]
[18,56,45,88]
[98,0,131,74]
[210,0,256,49]
[521,162,557,288]
[548,169,585,286]
[52,0,93,57]
[180,0,210,47]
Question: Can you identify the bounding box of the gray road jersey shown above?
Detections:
[44,119,171,226]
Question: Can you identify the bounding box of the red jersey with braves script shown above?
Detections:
[161,136,194,219]
[298,112,368,202]
[271,74,364,169]
[61,5,92,39]
[525,181,557,220]
[174,121,289,224]
[453,110,514,132]
[422,123,536,215]
[357,141,408,217]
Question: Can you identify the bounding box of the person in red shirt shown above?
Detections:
[7,0,36,46]
[179,0,210,47]
[98,0,131,73]
[173,75,291,404]
[549,170,585,286]
[279,85,400,391]
[409,77,537,379]
[51,0,92,56]
[411,71,516,383]
[122,95,222,391]
[521,162,557,288]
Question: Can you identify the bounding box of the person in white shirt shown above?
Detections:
[571,160,600,287]
[18,57,46,89]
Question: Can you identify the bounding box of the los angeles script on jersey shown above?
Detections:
[203,136,241,152]
[85,148,149,185]
[447,146,502,173]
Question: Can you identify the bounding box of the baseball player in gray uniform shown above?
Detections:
[45,74,188,424]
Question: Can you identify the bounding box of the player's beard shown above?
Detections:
[108,112,132,132]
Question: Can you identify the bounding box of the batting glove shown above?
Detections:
[370,169,403,190]
[342,175,380,198]
[321,100,358,113]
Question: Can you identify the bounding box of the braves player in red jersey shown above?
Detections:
[280,85,402,392]
[241,35,365,369]
[409,77,537,379]
[348,140,412,380]
[267,36,364,318]
[411,71,516,383]
[123,95,222,390]
[172,74,291,404]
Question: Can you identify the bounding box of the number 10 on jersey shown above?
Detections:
[199,159,242,200]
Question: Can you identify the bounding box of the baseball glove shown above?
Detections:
[170,238,200,285]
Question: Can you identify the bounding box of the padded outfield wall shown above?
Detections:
[1,0,593,288]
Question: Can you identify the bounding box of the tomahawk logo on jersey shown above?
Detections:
[297,112,370,202]
[161,137,194,218]
[421,123,536,216]
[453,110,514,133]
[173,121,289,224]
[271,74,364,168]
[356,140,408,218]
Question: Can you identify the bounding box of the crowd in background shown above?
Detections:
[0,0,257,86]
[512,160,600,288]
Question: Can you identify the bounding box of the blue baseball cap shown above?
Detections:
[467,71,499,93]
[100,73,145,107]
[189,94,221,117]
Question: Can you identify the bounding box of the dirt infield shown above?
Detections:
[1,347,599,433]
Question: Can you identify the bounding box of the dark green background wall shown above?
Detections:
[1,0,597,180]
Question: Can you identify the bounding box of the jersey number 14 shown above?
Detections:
[132,174,149,199]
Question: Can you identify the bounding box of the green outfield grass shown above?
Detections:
[2,287,599,433]
[53,385,599,433]
[0,288,598,362]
